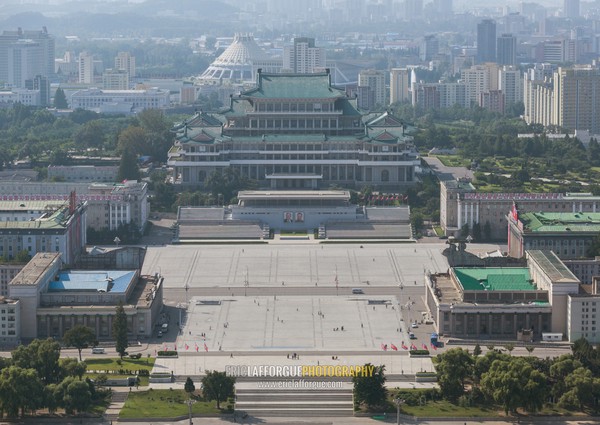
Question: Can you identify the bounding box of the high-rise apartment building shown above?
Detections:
[390,68,411,104]
[102,69,129,90]
[498,65,523,107]
[0,28,54,87]
[24,75,50,106]
[358,69,386,108]
[7,40,43,88]
[115,51,136,78]
[524,66,600,134]
[420,35,439,62]
[78,52,95,84]
[497,33,517,66]
[461,63,499,105]
[283,37,326,74]
[553,67,600,133]
[477,19,497,63]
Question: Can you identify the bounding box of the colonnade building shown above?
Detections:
[440,178,600,240]
[168,70,420,190]
[426,250,598,342]
[8,252,163,342]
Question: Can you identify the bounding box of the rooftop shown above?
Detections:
[48,270,137,293]
[243,72,345,100]
[454,267,535,291]
[0,205,74,230]
[527,250,580,283]
[10,252,61,286]
[0,200,65,211]
[237,190,350,201]
[520,212,600,233]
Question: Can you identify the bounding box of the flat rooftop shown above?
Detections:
[237,190,350,201]
[48,270,137,293]
[454,267,534,291]
[527,250,580,283]
[10,252,61,286]
[0,200,65,211]
[520,212,600,233]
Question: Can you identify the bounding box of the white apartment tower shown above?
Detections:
[358,69,386,108]
[7,40,43,88]
[390,68,411,104]
[283,37,326,74]
[78,52,95,84]
[115,51,136,78]
[499,65,524,107]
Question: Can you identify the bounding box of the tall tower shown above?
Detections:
[0,27,54,85]
[115,51,136,78]
[553,67,600,133]
[7,40,43,88]
[563,0,580,18]
[358,69,385,109]
[496,33,517,66]
[390,68,411,104]
[78,52,95,84]
[283,38,326,74]
[477,19,497,63]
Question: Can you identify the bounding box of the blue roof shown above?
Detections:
[48,270,136,293]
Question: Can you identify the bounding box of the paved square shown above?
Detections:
[178,295,428,352]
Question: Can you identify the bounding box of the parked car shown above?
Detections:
[157,331,163,338]
[411,322,418,328]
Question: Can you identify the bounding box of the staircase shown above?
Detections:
[104,389,130,421]
[235,385,353,417]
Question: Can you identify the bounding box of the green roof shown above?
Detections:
[521,212,600,233]
[243,73,345,99]
[454,268,534,291]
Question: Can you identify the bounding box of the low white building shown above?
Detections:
[0,89,41,106]
[0,297,20,344]
[70,87,169,114]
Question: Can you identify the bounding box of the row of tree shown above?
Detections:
[436,339,600,414]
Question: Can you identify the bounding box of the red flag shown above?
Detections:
[422,343,428,350]
[204,343,209,352]
[431,343,437,350]
[391,344,398,351]
[401,343,408,350]
[380,343,385,350]
[185,343,189,351]
[195,343,199,352]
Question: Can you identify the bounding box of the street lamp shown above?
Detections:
[184,282,190,307]
[185,398,196,424]
[244,267,249,296]
[394,397,404,425]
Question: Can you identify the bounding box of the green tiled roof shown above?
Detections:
[454,267,534,291]
[244,73,345,99]
[0,206,70,230]
[520,212,600,233]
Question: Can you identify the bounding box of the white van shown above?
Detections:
[161,323,169,331]
[91,347,105,354]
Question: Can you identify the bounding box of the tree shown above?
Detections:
[74,120,105,150]
[53,88,68,109]
[473,344,482,357]
[503,343,515,356]
[481,357,547,414]
[117,125,147,155]
[63,325,97,361]
[11,338,61,384]
[435,348,473,401]
[113,302,128,359]
[59,358,87,381]
[0,366,43,418]
[59,376,92,414]
[201,370,235,410]
[352,363,387,410]
[117,148,140,182]
[525,346,535,356]
[185,376,196,395]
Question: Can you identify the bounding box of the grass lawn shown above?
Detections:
[434,155,470,168]
[119,389,226,418]
[432,226,444,237]
[86,373,149,387]
[85,357,155,372]
[400,400,496,417]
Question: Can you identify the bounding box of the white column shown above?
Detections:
[470,203,474,227]
[457,201,462,229]
[475,203,479,225]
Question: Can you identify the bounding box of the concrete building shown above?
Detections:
[498,65,523,107]
[168,71,420,189]
[390,68,411,104]
[283,37,326,74]
[508,209,600,259]
[0,263,25,297]
[426,249,589,341]
[25,74,50,106]
[115,51,136,78]
[412,81,468,109]
[461,63,499,106]
[0,28,54,87]
[0,297,20,344]
[420,35,439,62]
[0,198,87,266]
[102,69,129,90]
[70,88,170,114]
[358,69,386,108]
[8,252,163,341]
[563,257,600,284]
[7,40,43,88]
[477,19,497,63]
[496,33,517,66]
[78,52,95,84]
[564,0,580,18]
[553,67,600,134]
[440,178,600,240]
[0,181,149,232]
[479,89,504,113]
[47,165,118,183]
[0,89,41,106]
